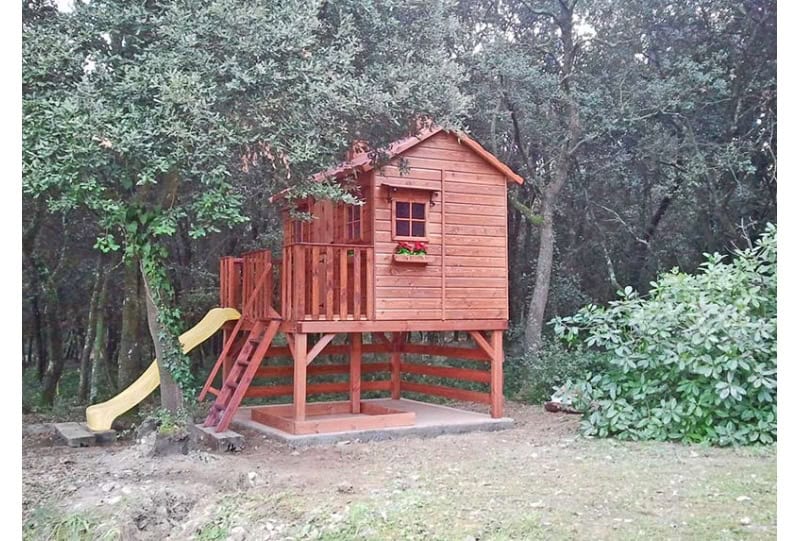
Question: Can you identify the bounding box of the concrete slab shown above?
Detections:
[231,398,513,447]
[54,422,116,447]
[190,424,245,452]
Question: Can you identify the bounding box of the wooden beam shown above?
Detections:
[400,362,490,384]
[401,343,491,362]
[350,333,362,413]
[390,332,406,400]
[292,333,307,421]
[256,362,391,379]
[400,381,491,405]
[291,319,509,334]
[469,330,495,360]
[246,379,390,399]
[306,333,337,366]
[490,330,504,418]
[441,168,446,320]
[285,332,294,358]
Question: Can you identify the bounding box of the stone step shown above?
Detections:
[54,422,116,447]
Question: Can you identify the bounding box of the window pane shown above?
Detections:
[396,202,410,218]
[411,221,425,237]
[396,220,410,236]
[353,222,361,239]
[412,203,425,219]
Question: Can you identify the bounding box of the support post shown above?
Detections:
[390,332,405,400]
[350,333,362,413]
[221,328,231,382]
[490,330,504,418]
[293,333,308,421]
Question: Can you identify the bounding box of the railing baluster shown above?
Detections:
[294,245,305,320]
[353,248,361,319]
[326,246,334,320]
[339,248,348,319]
[311,246,320,319]
[366,249,373,319]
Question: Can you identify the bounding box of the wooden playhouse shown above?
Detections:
[199,126,523,436]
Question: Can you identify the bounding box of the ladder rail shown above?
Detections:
[202,321,265,427]
[215,320,281,432]
[198,260,275,402]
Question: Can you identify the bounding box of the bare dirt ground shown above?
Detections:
[22,402,776,540]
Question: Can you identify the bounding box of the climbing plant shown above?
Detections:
[22,0,469,410]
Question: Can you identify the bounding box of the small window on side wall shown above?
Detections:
[345,204,362,242]
[393,200,427,240]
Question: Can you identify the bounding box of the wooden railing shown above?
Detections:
[282,243,373,321]
[220,249,280,319]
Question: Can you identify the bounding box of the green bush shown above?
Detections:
[552,224,777,446]
[504,341,606,404]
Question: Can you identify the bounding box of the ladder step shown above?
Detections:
[207,387,219,397]
[225,381,238,389]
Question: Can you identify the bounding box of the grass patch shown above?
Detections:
[23,506,121,541]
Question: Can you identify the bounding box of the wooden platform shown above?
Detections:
[232,398,513,446]
[250,400,415,435]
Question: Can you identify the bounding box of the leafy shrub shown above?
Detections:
[504,340,606,404]
[551,224,777,446]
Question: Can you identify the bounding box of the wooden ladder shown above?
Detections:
[202,319,281,432]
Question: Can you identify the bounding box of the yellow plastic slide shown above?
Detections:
[85,307,241,431]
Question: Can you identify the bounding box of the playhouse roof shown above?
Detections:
[312,126,525,185]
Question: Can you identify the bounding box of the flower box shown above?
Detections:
[393,253,428,265]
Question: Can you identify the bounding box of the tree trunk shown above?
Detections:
[31,292,47,381]
[522,2,582,353]
[39,287,64,407]
[78,261,104,401]
[524,196,557,352]
[89,272,110,402]
[141,261,184,413]
[117,257,145,388]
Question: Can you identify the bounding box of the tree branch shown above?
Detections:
[508,195,543,225]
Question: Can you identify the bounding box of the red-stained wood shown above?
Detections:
[353,248,361,317]
[213,320,281,432]
[256,362,391,379]
[366,248,374,319]
[390,331,406,399]
[311,245,320,318]
[252,401,415,435]
[339,249,348,318]
[350,333,362,413]
[293,245,305,321]
[400,381,492,405]
[490,330,504,418]
[306,333,337,366]
[401,343,491,362]
[325,246,334,320]
[400,362,490,384]
[441,168,447,320]
[468,330,494,360]
[292,333,308,421]
[201,257,275,402]
[288,319,508,334]
[246,379,390,399]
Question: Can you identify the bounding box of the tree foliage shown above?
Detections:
[22,0,469,407]
[552,224,776,446]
